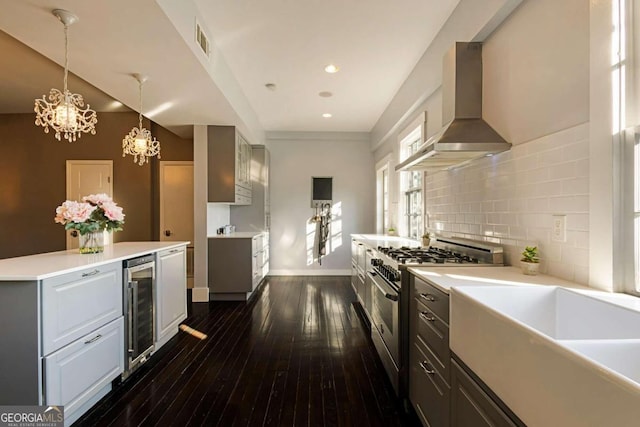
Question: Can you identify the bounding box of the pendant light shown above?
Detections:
[122,74,161,165]
[34,9,97,142]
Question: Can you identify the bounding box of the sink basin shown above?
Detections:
[561,339,640,385]
[450,285,640,427]
[454,285,640,339]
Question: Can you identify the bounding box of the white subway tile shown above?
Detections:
[549,162,576,180]
[547,261,575,282]
[563,140,589,161]
[562,177,589,195]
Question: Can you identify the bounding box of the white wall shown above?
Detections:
[426,123,589,284]
[267,132,374,275]
[372,0,593,285]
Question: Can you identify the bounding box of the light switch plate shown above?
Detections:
[552,215,566,242]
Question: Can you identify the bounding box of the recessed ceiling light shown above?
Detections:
[319,91,333,98]
[324,64,339,73]
[322,113,332,118]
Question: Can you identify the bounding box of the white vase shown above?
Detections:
[521,261,539,276]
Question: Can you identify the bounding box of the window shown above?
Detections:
[376,157,391,234]
[400,126,423,240]
[617,0,639,293]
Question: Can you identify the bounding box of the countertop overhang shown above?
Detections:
[0,241,190,281]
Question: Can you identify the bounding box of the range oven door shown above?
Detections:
[368,270,400,393]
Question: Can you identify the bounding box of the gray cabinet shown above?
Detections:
[230,145,270,279]
[231,145,270,230]
[451,358,522,427]
[409,274,451,427]
[207,125,252,205]
[155,246,188,349]
[208,233,267,301]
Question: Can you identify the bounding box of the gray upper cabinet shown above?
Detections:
[207,125,252,205]
[230,145,270,230]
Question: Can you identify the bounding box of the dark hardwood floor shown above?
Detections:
[74,276,418,427]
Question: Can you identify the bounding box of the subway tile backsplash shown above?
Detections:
[426,123,589,284]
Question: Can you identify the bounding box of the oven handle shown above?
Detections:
[367,271,398,301]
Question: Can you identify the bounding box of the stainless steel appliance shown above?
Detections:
[395,42,511,173]
[367,236,504,397]
[122,254,156,380]
[368,259,401,392]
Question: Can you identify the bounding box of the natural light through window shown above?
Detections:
[400,126,423,239]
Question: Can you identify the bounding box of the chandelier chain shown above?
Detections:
[63,23,69,94]
[138,79,143,130]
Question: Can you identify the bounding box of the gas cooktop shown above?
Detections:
[377,237,504,267]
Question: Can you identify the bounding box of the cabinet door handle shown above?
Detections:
[419,311,436,322]
[82,269,100,277]
[420,293,436,302]
[169,249,180,253]
[84,334,102,344]
[420,361,435,375]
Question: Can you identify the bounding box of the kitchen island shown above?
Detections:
[0,241,189,426]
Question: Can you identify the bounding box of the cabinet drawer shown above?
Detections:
[410,339,450,427]
[451,359,519,427]
[45,317,124,415]
[414,299,450,381]
[413,276,449,324]
[42,263,122,355]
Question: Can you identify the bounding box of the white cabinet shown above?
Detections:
[41,263,122,355]
[155,246,188,349]
[40,262,124,425]
[44,317,124,418]
[208,125,252,205]
[251,233,269,291]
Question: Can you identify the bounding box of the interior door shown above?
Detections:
[66,160,113,250]
[159,161,194,287]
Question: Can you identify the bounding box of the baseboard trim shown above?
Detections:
[192,287,210,302]
[268,269,351,276]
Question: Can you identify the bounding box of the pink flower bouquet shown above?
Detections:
[55,193,125,235]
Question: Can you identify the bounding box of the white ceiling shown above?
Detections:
[0,0,460,138]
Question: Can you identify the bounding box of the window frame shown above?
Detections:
[399,120,425,240]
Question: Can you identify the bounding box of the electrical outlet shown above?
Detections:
[552,215,566,242]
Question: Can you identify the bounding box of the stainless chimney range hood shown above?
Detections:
[396,42,510,172]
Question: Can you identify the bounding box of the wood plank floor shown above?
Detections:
[74,276,419,427]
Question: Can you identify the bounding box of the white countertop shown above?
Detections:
[408,265,591,294]
[208,231,265,239]
[351,233,420,248]
[410,265,640,310]
[0,241,189,281]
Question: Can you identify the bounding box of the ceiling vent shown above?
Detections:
[195,20,210,58]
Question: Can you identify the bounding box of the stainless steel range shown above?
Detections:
[365,236,504,396]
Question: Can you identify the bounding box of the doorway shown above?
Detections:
[65,160,113,250]
[159,161,194,287]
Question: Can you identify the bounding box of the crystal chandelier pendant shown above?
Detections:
[34,9,97,142]
[122,74,161,166]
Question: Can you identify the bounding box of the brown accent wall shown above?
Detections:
[0,112,193,259]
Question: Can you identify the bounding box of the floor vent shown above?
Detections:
[195,21,210,58]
